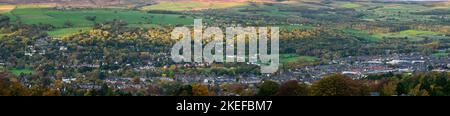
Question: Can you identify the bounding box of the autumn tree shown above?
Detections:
[257,80,280,96]
[311,74,370,96]
[380,79,398,96]
[55,70,64,79]
[132,77,141,84]
[175,85,193,96]
[192,84,211,96]
[0,75,30,96]
[276,80,309,96]
[220,83,255,96]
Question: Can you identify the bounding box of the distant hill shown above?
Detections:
[0,0,156,7]
[0,0,258,4]
[0,0,276,7]
[1,0,445,7]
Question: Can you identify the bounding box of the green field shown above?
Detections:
[372,30,443,41]
[10,6,195,27]
[341,3,362,9]
[9,68,35,76]
[362,3,438,22]
[433,52,449,58]
[398,30,441,36]
[0,5,18,22]
[2,5,199,37]
[281,54,318,63]
[0,34,5,40]
[279,24,315,31]
[343,29,381,42]
[140,1,247,11]
[47,27,92,38]
[343,28,444,42]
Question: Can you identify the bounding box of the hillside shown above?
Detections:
[0,0,155,7]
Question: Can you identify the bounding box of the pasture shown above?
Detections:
[9,68,35,76]
[3,5,197,37]
[47,27,92,38]
[11,6,195,27]
[340,3,362,9]
[140,1,248,11]
[281,54,318,63]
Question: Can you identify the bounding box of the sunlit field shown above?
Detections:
[140,1,248,11]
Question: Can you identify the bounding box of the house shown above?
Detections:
[62,78,76,84]
[59,46,68,51]
[387,60,409,65]
[24,52,33,56]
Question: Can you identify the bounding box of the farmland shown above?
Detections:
[10,6,195,27]
[1,1,448,39]
[1,5,197,37]
[281,54,318,64]
[140,1,248,11]
[0,5,15,13]
[340,3,362,9]
[9,68,35,76]
[47,27,92,38]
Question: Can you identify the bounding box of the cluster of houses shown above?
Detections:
[10,37,450,92]
[292,53,449,83]
[50,52,448,92]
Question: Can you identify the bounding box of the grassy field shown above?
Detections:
[343,29,381,42]
[3,5,198,37]
[398,30,441,36]
[372,30,443,41]
[0,34,5,40]
[363,3,437,22]
[0,5,18,22]
[9,5,197,26]
[9,68,35,76]
[281,54,318,63]
[433,51,449,58]
[47,27,92,38]
[341,3,362,9]
[343,28,444,42]
[279,24,314,31]
[140,1,248,11]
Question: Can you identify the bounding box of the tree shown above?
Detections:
[55,70,64,79]
[64,20,74,28]
[42,88,61,96]
[145,85,160,96]
[396,76,414,96]
[380,79,397,96]
[132,76,141,84]
[311,74,369,96]
[175,85,193,96]
[0,15,10,28]
[0,76,30,96]
[100,83,115,96]
[85,16,97,22]
[276,80,309,96]
[192,84,211,96]
[409,84,429,96]
[257,80,280,96]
